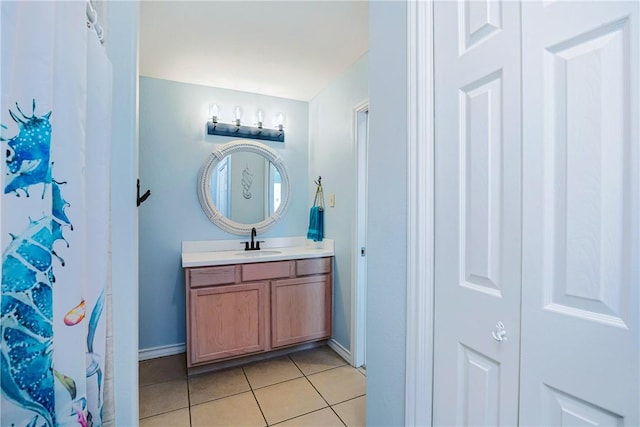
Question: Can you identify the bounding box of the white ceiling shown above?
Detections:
[139,1,369,101]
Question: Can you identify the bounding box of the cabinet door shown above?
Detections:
[188,281,269,365]
[271,275,332,348]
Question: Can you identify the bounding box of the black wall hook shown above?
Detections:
[137,179,151,207]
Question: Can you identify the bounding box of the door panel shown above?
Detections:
[457,344,501,426]
[542,386,624,427]
[433,1,522,425]
[459,0,503,54]
[460,70,504,298]
[520,1,639,425]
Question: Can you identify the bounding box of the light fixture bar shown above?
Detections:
[207,122,285,142]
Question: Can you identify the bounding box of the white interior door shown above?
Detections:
[433,1,523,425]
[520,2,639,425]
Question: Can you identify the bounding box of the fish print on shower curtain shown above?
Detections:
[1,2,112,426]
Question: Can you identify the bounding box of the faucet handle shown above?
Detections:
[255,240,265,250]
[241,241,249,251]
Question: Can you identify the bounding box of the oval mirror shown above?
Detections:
[197,140,290,235]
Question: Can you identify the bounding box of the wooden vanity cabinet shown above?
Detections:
[185,257,332,367]
[188,281,269,365]
[271,275,332,348]
[271,257,332,348]
[186,264,270,366]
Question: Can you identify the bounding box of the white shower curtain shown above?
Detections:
[1,2,112,426]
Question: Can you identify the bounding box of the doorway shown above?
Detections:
[353,100,369,368]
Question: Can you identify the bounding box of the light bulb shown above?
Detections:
[256,109,265,128]
[274,112,285,131]
[234,106,242,125]
[209,104,220,123]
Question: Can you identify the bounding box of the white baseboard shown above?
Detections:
[138,343,186,361]
[328,338,353,366]
[140,340,351,364]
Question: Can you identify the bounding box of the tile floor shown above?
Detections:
[139,346,366,426]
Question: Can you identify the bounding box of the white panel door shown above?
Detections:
[520,1,639,425]
[433,1,522,425]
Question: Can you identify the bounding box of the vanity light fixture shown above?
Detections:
[207,104,285,143]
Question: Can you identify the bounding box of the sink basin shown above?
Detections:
[234,250,282,257]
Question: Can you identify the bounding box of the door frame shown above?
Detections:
[352,99,369,368]
[405,0,435,425]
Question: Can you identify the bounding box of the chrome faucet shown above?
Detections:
[242,227,262,251]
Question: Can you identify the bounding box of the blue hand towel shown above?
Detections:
[307,206,324,242]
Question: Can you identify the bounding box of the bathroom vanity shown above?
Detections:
[182,238,334,369]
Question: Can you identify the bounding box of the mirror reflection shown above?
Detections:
[210,152,282,224]
[198,139,290,235]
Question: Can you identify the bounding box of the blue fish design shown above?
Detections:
[1,102,71,427]
[4,100,52,197]
[1,184,71,427]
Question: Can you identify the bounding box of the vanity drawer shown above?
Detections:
[296,257,332,276]
[188,265,239,288]
[242,261,291,282]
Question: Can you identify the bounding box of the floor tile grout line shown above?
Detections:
[288,355,307,382]
[331,393,366,405]
[138,369,190,421]
[329,405,349,427]
[184,369,193,427]
[242,354,305,391]
[139,375,188,388]
[138,403,191,421]
[242,365,269,427]
[139,355,188,388]
[246,374,306,392]
[301,374,359,427]
[265,406,336,426]
[329,393,367,427]
[299,363,351,378]
[288,351,349,377]
[188,388,253,408]
[287,353,305,376]
[302,363,364,427]
[255,376,331,426]
[287,353,307,377]
[302,373,333,409]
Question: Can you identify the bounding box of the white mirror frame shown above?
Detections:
[197,140,291,235]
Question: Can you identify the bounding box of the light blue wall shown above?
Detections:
[308,54,369,351]
[138,77,309,350]
[366,1,407,425]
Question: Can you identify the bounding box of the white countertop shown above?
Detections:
[181,237,334,267]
